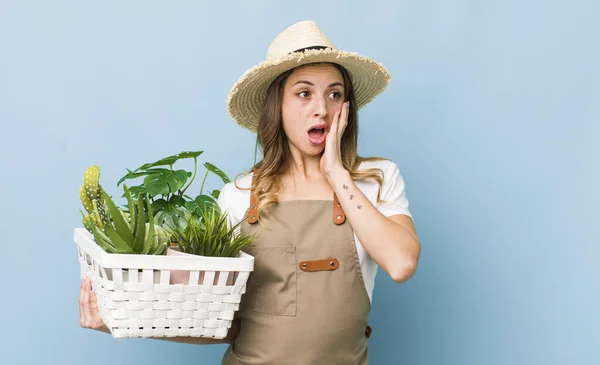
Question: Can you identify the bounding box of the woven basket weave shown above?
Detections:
[73,228,254,339]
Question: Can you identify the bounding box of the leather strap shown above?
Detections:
[247,169,259,224]
[247,168,346,225]
[299,258,339,272]
[333,193,346,225]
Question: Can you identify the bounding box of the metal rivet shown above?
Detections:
[330,261,335,267]
[302,263,307,269]
[251,216,256,220]
[337,203,341,207]
[336,215,342,220]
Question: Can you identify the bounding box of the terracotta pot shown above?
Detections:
[165,247,236,286]
[166,246,202,284]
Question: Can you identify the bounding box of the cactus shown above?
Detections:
[80,184,93,213]
[80,165,109,233]
[79,164,169,255]
[84,165,100,200]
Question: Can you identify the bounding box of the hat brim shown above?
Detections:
[227,48,390,133]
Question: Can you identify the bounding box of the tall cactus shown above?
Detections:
[80,165,109,232]
[79,164,169,255]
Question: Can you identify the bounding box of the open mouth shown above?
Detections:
[308,127,325,139]
[308,126,327,144]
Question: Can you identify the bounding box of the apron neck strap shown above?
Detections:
[247,168,346,225]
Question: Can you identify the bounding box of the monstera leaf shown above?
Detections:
[152,195,192,232]
[204,162,231,184]
[137,151,204,170]
[185,194,220,216]
[117,168,171,186]
[144,170,190,196]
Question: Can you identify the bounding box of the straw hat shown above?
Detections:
[227,20,391,133]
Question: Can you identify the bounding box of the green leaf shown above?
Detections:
[194,194,219,214]
[123,184,136,222]
[126,185,146,198]
[177,151,204,160]
[184,200,197,214]
[136,151,204,170]
[170,205,256,257]
[118,209,131,231]
[169,194,186,206]
[144,169,189,196]
[151,198,169,211]
[151,226,170,255]
[153,210,168,226]
[105,225,135,254]
[102,191,134,245]
[117,168,171,186]
[204,162,231,184]
[211,189,220,200]
[132,195,146,253]
[142,194,155,255]
[92,232,116,253]
[152,195,191,232]
[138,155,178,170]
[85,213,116,253]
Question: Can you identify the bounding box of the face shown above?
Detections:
[280,63,345,156]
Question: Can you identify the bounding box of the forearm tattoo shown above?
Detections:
[342,184,362,209]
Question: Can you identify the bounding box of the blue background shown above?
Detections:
[1,1,598,364]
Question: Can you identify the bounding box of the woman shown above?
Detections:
[79,20,420,364]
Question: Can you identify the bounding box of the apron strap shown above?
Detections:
[247,168,346,225]
[247,169,259,224]
[333,193,346,225]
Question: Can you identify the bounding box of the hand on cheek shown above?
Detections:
[320,101,349,178]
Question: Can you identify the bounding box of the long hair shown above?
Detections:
[234,62,388,223]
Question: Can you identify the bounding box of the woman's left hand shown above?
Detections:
[320,101,349,180]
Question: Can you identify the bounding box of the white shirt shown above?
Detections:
[216,159,412,303]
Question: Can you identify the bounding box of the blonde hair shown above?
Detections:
[234,62,388,224]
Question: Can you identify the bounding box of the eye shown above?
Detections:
[329,91,343,100]
[297,90,310,98]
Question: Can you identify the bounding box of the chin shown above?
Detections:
[304,145,325,156]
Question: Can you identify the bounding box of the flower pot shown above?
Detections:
[166,247,237,285]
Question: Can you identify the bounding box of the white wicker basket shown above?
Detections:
[73,227,254,339]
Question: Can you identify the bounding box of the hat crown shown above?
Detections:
[266,20,336,61]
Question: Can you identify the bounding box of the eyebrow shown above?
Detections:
[292,80,344,88]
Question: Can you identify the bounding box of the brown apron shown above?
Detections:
[222,172,372,364]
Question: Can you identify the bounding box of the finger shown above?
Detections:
[83,279,93,327]
[89,291,103,328]
[329,110,340,139]
[79,279,86,327]
[339,101,348,134]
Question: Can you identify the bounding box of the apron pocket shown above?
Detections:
[242,246,297,316]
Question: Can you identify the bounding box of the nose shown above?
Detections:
[313,97,328,119]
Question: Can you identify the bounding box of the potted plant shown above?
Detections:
[74,153,256,340]
[116,150,229,234]
[79,165,170,255]
[165,207,257,285]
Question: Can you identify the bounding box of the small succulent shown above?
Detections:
[168,207,257,258]
[90,185,168,254]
